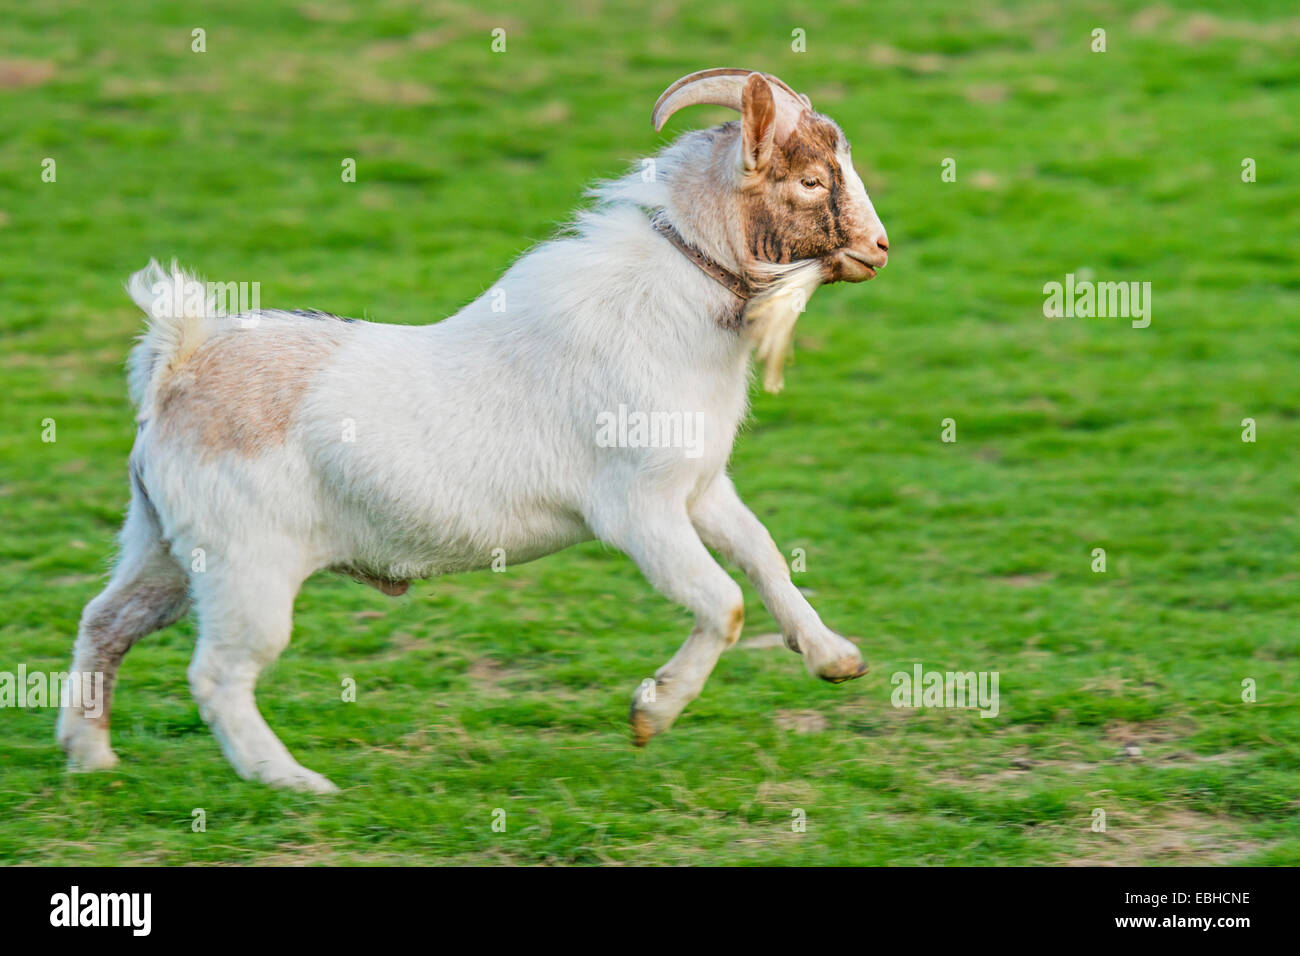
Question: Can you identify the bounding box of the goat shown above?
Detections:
[58,68,890,792]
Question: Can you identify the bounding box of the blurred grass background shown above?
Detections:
[1,0,1298,864]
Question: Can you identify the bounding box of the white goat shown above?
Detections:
[59,69,890,792]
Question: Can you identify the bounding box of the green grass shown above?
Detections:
[2,0,1298,865]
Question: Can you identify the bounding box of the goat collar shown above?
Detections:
[651,215,752,306]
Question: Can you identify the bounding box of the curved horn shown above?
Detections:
[651,68,810,133]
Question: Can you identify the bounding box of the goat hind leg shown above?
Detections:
[188,564,337,794]
[58,493,191,771]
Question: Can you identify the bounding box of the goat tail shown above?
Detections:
[743,259,826,394]
[124,258,215,409]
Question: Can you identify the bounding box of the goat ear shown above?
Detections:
[740,73,776,173]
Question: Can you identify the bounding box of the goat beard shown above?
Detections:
[742,259,827,393]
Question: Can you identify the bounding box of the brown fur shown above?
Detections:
[154,322,349,457]
[76,581,190,728]
[739,114,863,266]
[725,603,745,646]
[630,708,656,747]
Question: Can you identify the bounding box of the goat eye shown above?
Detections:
[801,177,821,189]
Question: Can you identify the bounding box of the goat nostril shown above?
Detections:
[876,237,889,252]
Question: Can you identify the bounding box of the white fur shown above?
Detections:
[59,123,870,792]
[125,258,217,407]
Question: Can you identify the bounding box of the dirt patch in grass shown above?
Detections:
[467,655,518,696]
[773,710,830,734]
[1052,810,1262,866]
[1101,718,1200,755]
[0,60,55,89]
[994,572,1055,587]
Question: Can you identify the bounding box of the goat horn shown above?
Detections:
[651,68,810,132]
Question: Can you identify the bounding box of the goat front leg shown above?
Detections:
[589,494,745,746]
[690,474,867,683]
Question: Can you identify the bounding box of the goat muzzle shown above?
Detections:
[829,245,887,283]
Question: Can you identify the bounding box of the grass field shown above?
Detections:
[2,0,1298,865]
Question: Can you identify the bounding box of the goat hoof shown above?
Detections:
[817,657,869,684]
[629,690,677,746]
[630,709,656,747]
[60,720,120,772]
[254,763,340,794]
[67,747,120,773]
